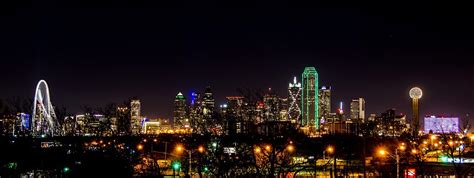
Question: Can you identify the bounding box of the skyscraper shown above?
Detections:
[350,98,365,121]
[173,92,187,129]
[130,99,141,134]
[263,88,280,121]
[288,77,302,124]
[318,86,331,119]
[301,67,319,131]
[202,86,215,117]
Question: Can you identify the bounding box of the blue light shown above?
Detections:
[190,91,197,105]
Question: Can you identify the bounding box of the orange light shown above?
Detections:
[378,149,387,156]
[326,146,334,154]
[411,149,417,154]
[254,147,261,153]
[198,146,205,153]
[153,139,158,142]
[176,145,184,152]
[265,145,271,151]
[399,145,406,151]
[137,144,144,151]
[287,145,294,152]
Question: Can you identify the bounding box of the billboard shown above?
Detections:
[424,116,459,133]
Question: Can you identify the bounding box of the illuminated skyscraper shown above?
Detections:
[318,86,331,119]
[130,99,141,134]
[174,92,187,129]
[263,88,280,121]
[202,86,215,117]
[350,98,365,121]
[288,77,302,123]
[301,67,319,130]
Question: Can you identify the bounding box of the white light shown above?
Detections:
[409,87,423,99]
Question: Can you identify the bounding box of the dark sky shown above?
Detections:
[1,1,473,121]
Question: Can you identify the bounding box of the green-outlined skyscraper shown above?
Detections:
[301,67,319,130]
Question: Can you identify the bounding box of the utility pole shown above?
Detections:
[396,149,400,178]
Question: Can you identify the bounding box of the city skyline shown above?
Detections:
[0,68,471,121]
[2,1,474,177]
[1,1,472,121]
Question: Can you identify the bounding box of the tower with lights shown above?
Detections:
[409,87,422,135]
[174,92,187,129]
[288,77,302,124]
[319,86,331,119]
[130,99,141,135]
[301,67,319,132]
[202,86,215,117]
[350,98,365,121]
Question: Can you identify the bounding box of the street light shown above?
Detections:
[323,145,335,178]
[287,145,295,152]
[326,146,334,154]
[265,145,271,151]
[377,146,401,178]
[377,148,386,156]
[254,147,261,153]
[137,144,144,151]
[176,145,184,152]
[175,145,205,175]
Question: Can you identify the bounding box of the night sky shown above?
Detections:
[1,1,473,121]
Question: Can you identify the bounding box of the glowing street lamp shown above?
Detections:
[198,146,205,153]
[265,145,271,151]
[326,146,334,154]
[377,147,401,178]
[137,144,144,151]
[378,149,387,157]
[254,147,261,153]
[176,145,184,153]
[287,145,295,152]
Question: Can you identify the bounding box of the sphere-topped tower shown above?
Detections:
[409,87,423,136]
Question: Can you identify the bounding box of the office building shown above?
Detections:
[301,67,319,132]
